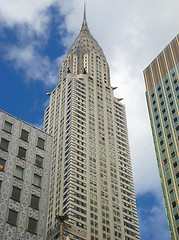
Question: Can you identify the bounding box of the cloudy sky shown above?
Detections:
[1,0,178,239]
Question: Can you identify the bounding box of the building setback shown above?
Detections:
[0,109,52,239]
[45,9,140,240]
[144,34,179,239]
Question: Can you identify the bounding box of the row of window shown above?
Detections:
[2,120,45,149]
[7,209,37,233]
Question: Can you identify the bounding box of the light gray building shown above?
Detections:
[0,109,52,239]
[45,10,140,240]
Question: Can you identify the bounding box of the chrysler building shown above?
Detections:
[45,8,140,240]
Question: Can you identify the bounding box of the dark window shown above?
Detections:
[153,100,156,105]
[4,121,12,133]
[33,174,41,187]
[172,73,175,77]
[159,94,162,98]
[176,172,179,178]
[35,155,43,168]
[165,79,168,84]
[0,158,6,171]
[172,201,176,208]
[15,166,24,179]
[18,147,26,159]
[28,218,37,233]
[7,210,18,226]
[175,86,179,92]
[0,138,9,151]
[161,101,164,106]
[37,138,45,149]
[160,140,164,145]
[167,86,170,91]
[164,116,167,122]
[157,123,160,128]
[31,195,40,209]
[11,187,21,201]
[155,115,159,120]
[172,109,175,114]
[168,93,171,98]
[151,93,154,98]
[167,179,171,185]
[171,151,175,158]
[158,87,161,91]
[174,117,177,122]
[154,107,157,112]
[170,101,173,106]
[20,129,29,142]
[158,132,162,137]
[173,162,177,168]
[162,109,166,114]
[174,79,177,84]
[163,159,167,165]
[175,214,179,221]
[167,133,171,139]
[176,126,179,131]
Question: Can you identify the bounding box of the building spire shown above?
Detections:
[81,2,89,32]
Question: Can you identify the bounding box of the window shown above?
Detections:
[31,195,40,209]
[165,79,168,84]
[168,93,171,98]
[172,201,176,208]
[175,214,179,221]
[155,115,159,120]
[0,158,6,171]
[172,109,175,114]
[20,129,29,142]
[4,121,12,133]
[35,155,43,168]
[167,86,170,91]
[164,116,167,122]
[18,147,26,159]
[167,179,171,185]
[11,187,21,201]
[0,138,9,151]
[15,166,24,179]
[28,218,37,233]
[158,87,161,91]
[173,162,177,168]
[37,137,45,149]
[33,174,41,187]
[7,210,18,226]
[176,172,179,178]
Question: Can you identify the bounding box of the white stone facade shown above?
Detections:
[0,110,52,239]
[45,11,140,240]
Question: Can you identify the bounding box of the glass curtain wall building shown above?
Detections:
[144,34,179,239]
[45,10,140,240]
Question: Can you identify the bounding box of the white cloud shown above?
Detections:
[138,199,170,240]
[0,0,57,35]
[5,45,59,86]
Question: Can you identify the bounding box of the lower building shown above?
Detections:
[0,109,52,239]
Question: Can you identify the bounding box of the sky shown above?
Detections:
[0,0,178,239]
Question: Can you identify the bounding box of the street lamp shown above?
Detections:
[56,214,68,240]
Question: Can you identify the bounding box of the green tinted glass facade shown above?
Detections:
[144,34,179,239]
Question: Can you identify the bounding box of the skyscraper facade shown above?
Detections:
[45,10,140,240]
[0,109,52,239]
[144,34,179,239]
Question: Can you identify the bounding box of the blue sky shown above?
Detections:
[1,0,178,239]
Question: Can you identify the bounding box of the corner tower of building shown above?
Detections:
[59,8,110,85]
[45,9,140,240]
